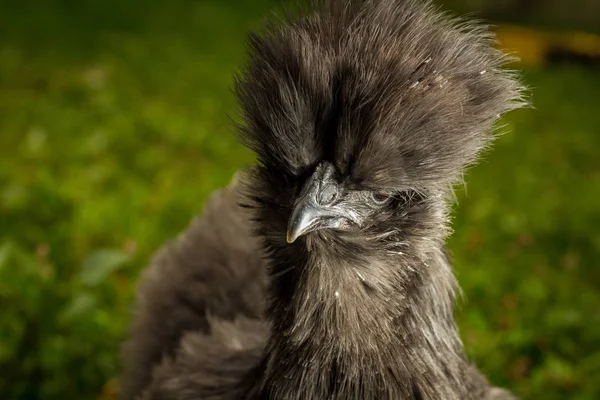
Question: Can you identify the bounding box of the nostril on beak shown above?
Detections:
[317,184,337,206]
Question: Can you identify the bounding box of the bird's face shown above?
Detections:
[273,158,443,255]
[286,161,398,243]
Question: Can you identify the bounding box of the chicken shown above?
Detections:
[120,0,526,399]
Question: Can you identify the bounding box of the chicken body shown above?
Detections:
[120,182,268,399]
[120,179,516,400]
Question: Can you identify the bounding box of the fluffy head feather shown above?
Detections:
[235,0,525,193]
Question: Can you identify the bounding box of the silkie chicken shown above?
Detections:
[120,0,526,399]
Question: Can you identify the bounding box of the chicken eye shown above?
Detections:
[371,192,391,205]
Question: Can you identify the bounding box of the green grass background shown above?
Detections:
[0,0,598,399]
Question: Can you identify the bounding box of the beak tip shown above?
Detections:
[286,231,297,244]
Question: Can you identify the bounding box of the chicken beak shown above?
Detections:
[286,162,344,243]
[287,200,329,243]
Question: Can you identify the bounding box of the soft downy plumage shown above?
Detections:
[120,1,526,399]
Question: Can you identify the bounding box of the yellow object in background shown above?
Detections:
[495,25,600,67]
[98,379,119,400]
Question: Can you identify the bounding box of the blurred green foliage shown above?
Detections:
[0,0,598,399]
